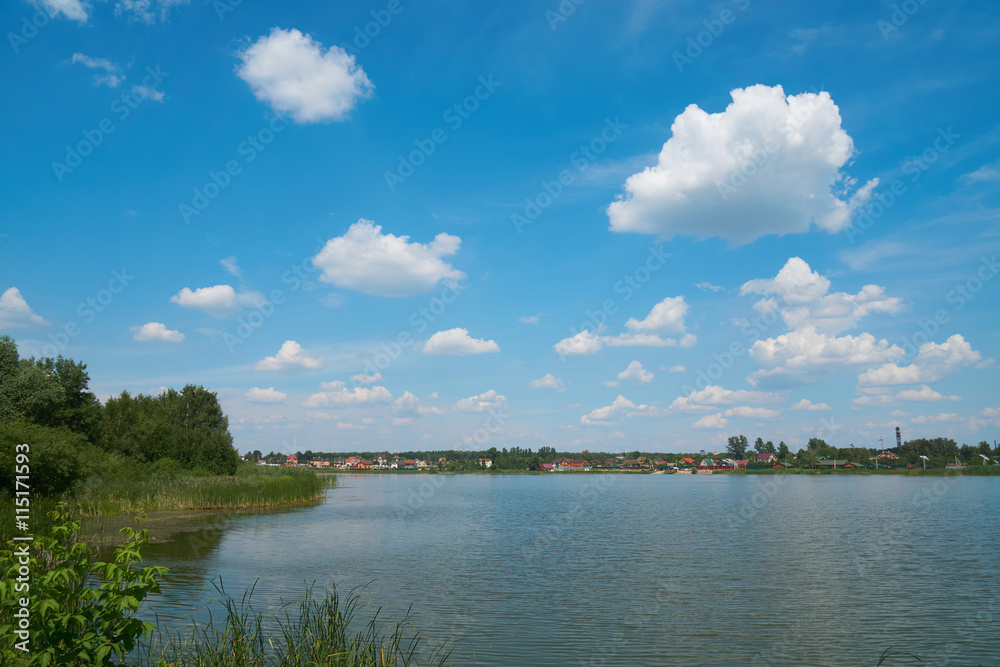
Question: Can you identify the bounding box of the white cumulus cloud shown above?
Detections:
[741,257,903,334]
[130,322,184,342]
[607,84,877,243]
[423,328,499,356]
[454,389,508,413]
[581,395,664,426]
[617,360,654,383]
[791,398,832,411]
[895,385,960,402]
[314,220,464,297]
[393,391,443,415]
[303,380,392,407]
[170,284,265,317]
[529,374,565,391]
[554,297,695,355]
[0,288,48,328]
[670,385,781,413]
[236,27,374,123]
[254,340,323,372]
[245,386,287,403]
[693,413,728,429]
[858,334,982,386]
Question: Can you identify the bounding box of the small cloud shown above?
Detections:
[303,381,391,407]
[454,389,508,413]
[351,372,383,384]
[71,53,123,87]
[693,413,728,429]
[313,220,464,297]
[319,293,347,308]
[664,365,685,373]
[529,373,565,392]
[253,340,324,372]
[132,85,165,102]
[130,321,184,342]
[519,313,542,324]
[170,284,264,317]
[0,287,48,328]
[895,385,960,402]
[791,398,831,411]
[220,256,243,279]
[38,0,89,22]
[236,27,374,123]
[423,328,500,356]
[695,281,725,293]
[962,162,1000,183]
[336,422,366,430]
[115,0,190,24]
[617,360,654,384]
[245,386,287,404]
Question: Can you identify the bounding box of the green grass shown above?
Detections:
[71,465,329,516]
[0,466,329,546]
[138,580,455,667]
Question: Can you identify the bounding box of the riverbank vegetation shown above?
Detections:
[0,336,326,545]
[0,507,449,667]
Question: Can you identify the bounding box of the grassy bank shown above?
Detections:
[72,464,329,515]
[0,465,329,546]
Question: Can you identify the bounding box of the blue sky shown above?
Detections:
[2,0,999,455]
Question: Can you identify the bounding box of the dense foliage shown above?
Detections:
[0,335,240,491]
[0,505,168,666]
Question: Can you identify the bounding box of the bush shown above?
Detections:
[0,422,89,496]
[0,504,168,666]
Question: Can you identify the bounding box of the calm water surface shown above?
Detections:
[135,474,1000,666]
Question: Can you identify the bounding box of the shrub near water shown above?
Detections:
[0,505,168,666]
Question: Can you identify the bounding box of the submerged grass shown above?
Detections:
[140,580,455,667]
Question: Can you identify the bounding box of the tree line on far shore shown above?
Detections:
[725,434,997,468]
[246,434,999,473]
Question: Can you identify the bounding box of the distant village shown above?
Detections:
[255,449,943,473]
[245,431,998,474]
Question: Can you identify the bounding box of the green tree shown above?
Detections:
[798,449,818,467]
[0,363,63,425]
[0,336,19,384]
[777,441,790,460]
[726,435,749,459]
[0,422,91,495]
[30,356,102,442]
[808,438,829,451]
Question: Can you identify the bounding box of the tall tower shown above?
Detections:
[896,426,901,449]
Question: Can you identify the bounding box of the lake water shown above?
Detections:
[131,473,1000,666]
